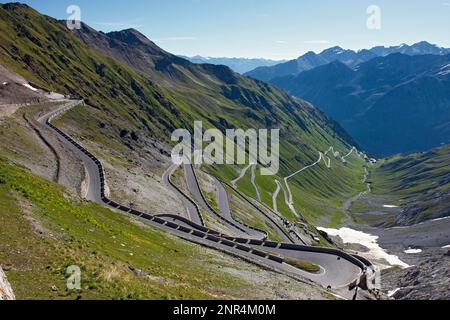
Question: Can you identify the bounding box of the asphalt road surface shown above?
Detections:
[38,101,375,299]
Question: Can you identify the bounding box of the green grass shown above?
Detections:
[208,149,367,228]
[0,3,367,230]
[284,258,321,274]
[0,157,307,300]
[225,186,283,242]
[0,106,49,160]
[348,146,450,226]
[371,147,450,200]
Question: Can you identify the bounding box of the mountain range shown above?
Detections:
[0,2,449,301]
[245,42,450,82]
[272,53,450,156]
[180,56,285,74]
[0,2,363,228]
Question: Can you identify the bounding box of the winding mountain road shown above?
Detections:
[272,180,282,214]
[162,163,204,225]
[37,100,102,203]
[182,163,252,237]
[38,100,376,299]
[280,146,362,219]
[213,176,267,239]
[231,163,252,188]
[251,164,262,202]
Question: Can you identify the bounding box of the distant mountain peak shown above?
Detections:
[272,52,450,157]
[321,46,346,55]
[245,41,450,82]
[182,56,285,74]
[311,60,354,77]
[301,51,318,58]
[1,2,31,10]
[107,28,156,47]
[415,40,433,46]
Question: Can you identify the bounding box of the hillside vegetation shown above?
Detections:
[0,3,368,226]
[271,54,450,156]
[0,156,332,300]
[349,145,450,227]
[372,146,450,225]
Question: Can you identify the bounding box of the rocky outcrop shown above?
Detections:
[0,63,44,109]
[0,266,15,300]
[383,249,450,300]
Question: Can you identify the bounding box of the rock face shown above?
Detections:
[0,266,15,300]
[383,250,450,300]
[0,63,43,107]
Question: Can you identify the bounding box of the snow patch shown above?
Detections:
[22,83,38,92]
[383,205,399,208]
[317,227,410,269]
[388,288,401,297]
[442,245,450,249]
[2,82,8,85]
[404,248,422,254]
[430,216,450,223]
[438,70,450,76]
[390,215,450,230]
[438,63,450,76]
[46,92,65,100]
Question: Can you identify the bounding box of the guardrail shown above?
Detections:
[165,168,206,227]
[351,254,373,268]
[189,164,269,239]
[216,178,270,240]
[156,214,219,235]
[44,100,372,292]
[277,243,366,270]
[45,102,286,264]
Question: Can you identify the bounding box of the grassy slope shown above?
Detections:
[226,186,285,243]
[0,102,327,300]
[0,157,333,300]
[0,3,367,228]
[348,145,449,227]
[208,150,366,227]
[0,107,47,160]
[369,146,450,224]
[0,3,179,157]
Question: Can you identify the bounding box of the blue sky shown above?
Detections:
[5,0,450,59]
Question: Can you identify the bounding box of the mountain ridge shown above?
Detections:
[181,56,286,74]
[245,41,450,82]
[0,2,365,228]
[271,53,450,156]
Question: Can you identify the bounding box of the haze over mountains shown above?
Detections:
[181,56,285,74]
[178,42,449,77]
[245,41,450,82]
[239,42,450,157]
[272,53,450,156]
[0,2,361,225]
[1,2,449,301]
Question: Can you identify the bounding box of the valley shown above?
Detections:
[247,45,450,157]
[0,2,449,302]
